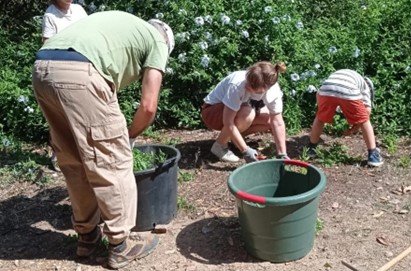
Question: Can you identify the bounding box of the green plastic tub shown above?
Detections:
[227,159,326,262]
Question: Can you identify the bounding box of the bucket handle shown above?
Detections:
[284,160,309,167]
[236,190,266,204]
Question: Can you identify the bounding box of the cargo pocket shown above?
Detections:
[90,120,130,169]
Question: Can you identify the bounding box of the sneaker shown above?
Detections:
[368,148,383,167]
[108,232,159,269]
[211,142,240,162]
[77,226,102,257]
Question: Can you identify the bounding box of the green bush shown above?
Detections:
[0,0,410,143]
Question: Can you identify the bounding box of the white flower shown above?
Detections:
[405,66,411,72]
[195,16,205,26]
[272,17,281,24]
[236,20,243,26]
[200,55,210,68]
[166,67,174,75]
[361,5,367,10]
[308,70,317,77]
[300,71,309,80]
[282,14,291,21]
[221,15,230,25]
[199,41,208,50]
[175,32,190,42]
[258,19,263,24]
[307,85,317,93]
[24,106,34,113]
[296,21,304,30]
[178,9,187,16]
[178,53,187,63]
[205,32,213,41]
[241,30,249,39]
[329,46,338,54]
[264,6,272,13]
[2,138,11,147]
[98,4,106,11]
[155,13,164,19]
[353,47,361,58]
[291,89,297,96]
[125,6,134,14]
[204,15,213,23]
[17,95,28,104]
[291,73,300,81]
[264,35,270,42]
[314,64,321,69]
[88,2,97,12]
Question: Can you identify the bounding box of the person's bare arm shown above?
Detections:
[269,113,287,155]
[128,68,163,138]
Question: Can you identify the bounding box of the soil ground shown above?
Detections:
[0,129,410,271]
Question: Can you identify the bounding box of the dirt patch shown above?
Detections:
[0,129,410,271]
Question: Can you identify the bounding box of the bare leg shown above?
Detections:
[215,105,255,148]
[242,111,270,136]
[309,117,325,144]
[359,120,376,150]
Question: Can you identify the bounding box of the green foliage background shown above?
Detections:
[0,0,410,143]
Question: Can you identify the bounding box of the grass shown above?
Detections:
[315,143,362,167]
[299,147,310,162]
[178,170,194,183]
[398,155,411,168]
[177,196,195,212]
[0,136,51,186]
[382,134,398,155]
[316,218,324,234]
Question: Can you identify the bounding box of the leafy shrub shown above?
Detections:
[1,0,410,143]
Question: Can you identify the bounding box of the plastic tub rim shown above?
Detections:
[227,159,326,206]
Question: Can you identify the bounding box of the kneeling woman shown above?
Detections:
[201,61,288,163]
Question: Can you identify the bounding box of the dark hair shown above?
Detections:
[246,61,286,90]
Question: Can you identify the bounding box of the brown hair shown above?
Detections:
[246,61,286,90]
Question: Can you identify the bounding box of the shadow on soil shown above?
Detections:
[176,217,261,265]
[175,139,240,171]
[174,135,313,170]
[0,186,99,265]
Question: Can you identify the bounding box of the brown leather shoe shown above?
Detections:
[76,226,102,257]
[108,232,159,269]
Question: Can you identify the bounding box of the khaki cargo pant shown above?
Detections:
[32,60,137,244]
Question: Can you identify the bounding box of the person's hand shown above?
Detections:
[129,138,136,149]
[242,146,259,163]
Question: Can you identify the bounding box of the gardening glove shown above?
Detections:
[129,137,136,149]
[242,146,259,163]
[276,153,290,160]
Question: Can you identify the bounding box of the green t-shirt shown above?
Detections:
[41,11,169,90]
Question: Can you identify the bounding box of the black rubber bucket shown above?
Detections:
[133,144,181,231]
